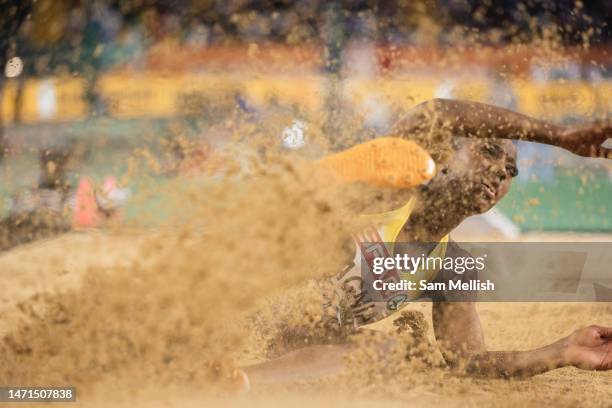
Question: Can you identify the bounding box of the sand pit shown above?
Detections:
[1,108,610,407]
[0,228,610,407]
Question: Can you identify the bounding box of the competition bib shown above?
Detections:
[329,197,448,328]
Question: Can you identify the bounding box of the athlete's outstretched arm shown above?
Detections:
[393,99,612,158]
[432,301,612,378]
[230,302,611,390]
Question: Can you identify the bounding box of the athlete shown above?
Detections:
[0,146,125,251]
[0,148,73,251]
[214,99,612,391]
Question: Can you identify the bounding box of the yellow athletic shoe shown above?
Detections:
[317,137,435,188]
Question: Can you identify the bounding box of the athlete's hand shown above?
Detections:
[559,121,612,159]
[564,325,612,370]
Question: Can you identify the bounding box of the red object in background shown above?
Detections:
[73,177,100,228]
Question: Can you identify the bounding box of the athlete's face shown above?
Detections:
[421,138,518,217]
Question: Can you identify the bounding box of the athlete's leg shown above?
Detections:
[242,343,355,385]
[233,139,436,388]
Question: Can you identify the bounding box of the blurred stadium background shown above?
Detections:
[1,0,611,232]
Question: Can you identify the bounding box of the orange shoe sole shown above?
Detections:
[317,137,436,188]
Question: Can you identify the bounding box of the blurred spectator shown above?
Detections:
[0,147,73,251]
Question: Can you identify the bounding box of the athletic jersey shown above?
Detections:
[327,196,449,328]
